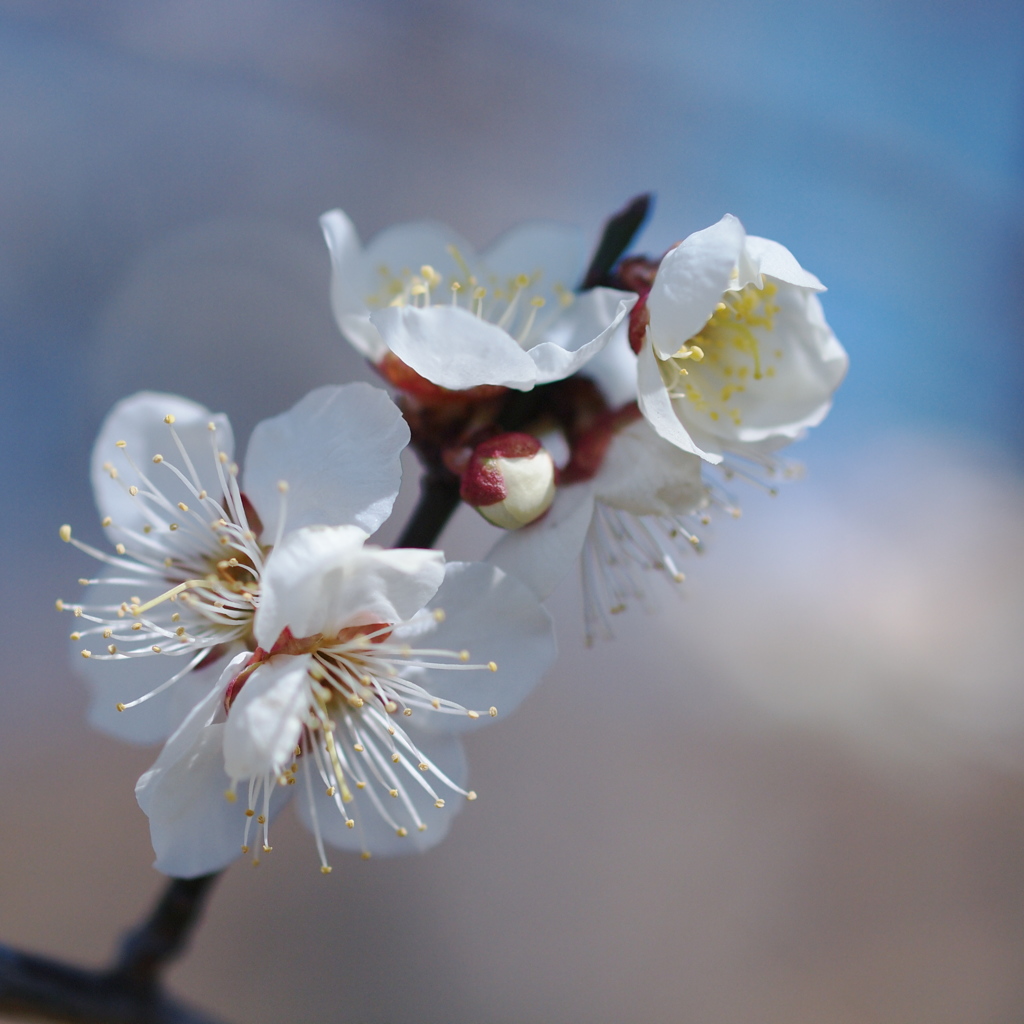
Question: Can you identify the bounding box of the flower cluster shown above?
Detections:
[61,195,845,877]
[323,203,847,641]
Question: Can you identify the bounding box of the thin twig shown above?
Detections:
[580,192,652,290]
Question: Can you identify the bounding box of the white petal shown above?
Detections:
[363,219,480,287]
[395,561,556,732]
[744,235,826,291]
[255,526,445,647]
[136,723,251,877]
[137,662,235,792]
[320,209,387,361]
[636,338,722,463]
[595,418,708,517]
[482,221,586,309]
[488,483,597,600]
[295,730,469,856]
[646,214,746,360]
[580,322,639,407]
[81,640,237,745]
[91,392,233,538]
[671,288,849,449]
[527,288,636,384]
[243,383,408,539]
[223,657,311,780]
[369,305,538,390]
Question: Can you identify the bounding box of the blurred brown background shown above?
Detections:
[2,2,1023,1021]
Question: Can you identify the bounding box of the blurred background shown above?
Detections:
[1,1,1023,1021]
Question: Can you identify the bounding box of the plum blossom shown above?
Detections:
[135,525,556,876]
[489,406,711,643]
[58,385,409,744]
[321,208,635,393]
[635,214,848,464]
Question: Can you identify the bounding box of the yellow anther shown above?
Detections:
[131,622,142,631]
[346,819,355,829]
[59,525,72,542]
[353,743,364,753]
[115,543,126,555]
[151,645,161,653]
[55,599,65,612]
[530,296,546,307]
[152,454,163,463]
[489,706,498,717]
[245,808,255,817]
[103,628,112,638]
[356,781,366,789]
[69,632,81,641]
[403,708,412,717]
[488,661,498,672]
[207,421,216,431]
[434,798,445,809]
[116,702,126,712]
[361,851,371,860]
[389,789,398,798]
[433,608,446,622]
[128,485,138,496]
[325,786,335,797]
[514,274,530,288]
[81,650,91,658]
[169,524,178,531]
[277,480,289,493]
[418,762,429,771]
[262,845,272,853]
[177,502,188,512]
[467,710,480,719]
[385,700,398,713]
[224,789,237,803]
[115,440,127,448]
[107,644,117,654]
[78,578,89,586]
[431,698,441,709]
[467,791,477,801]
[256,814,266,824]
[396,827,408,837]
[459,650,470,662]
[176,626,186,637]
[321,865,333,875]
[164,414,176,424]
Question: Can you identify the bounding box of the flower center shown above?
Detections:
[662,282,782,427]
[59,414,275,712]
[225,617,497,870]
[365,247,573,347]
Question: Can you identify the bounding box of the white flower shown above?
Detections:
[490,407,710,644]
[636,214,848,464]
[135,525,556,876]
[321,208,635,392]
[59,384,409,744]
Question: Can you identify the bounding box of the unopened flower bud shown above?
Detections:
[460,433,556,530]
